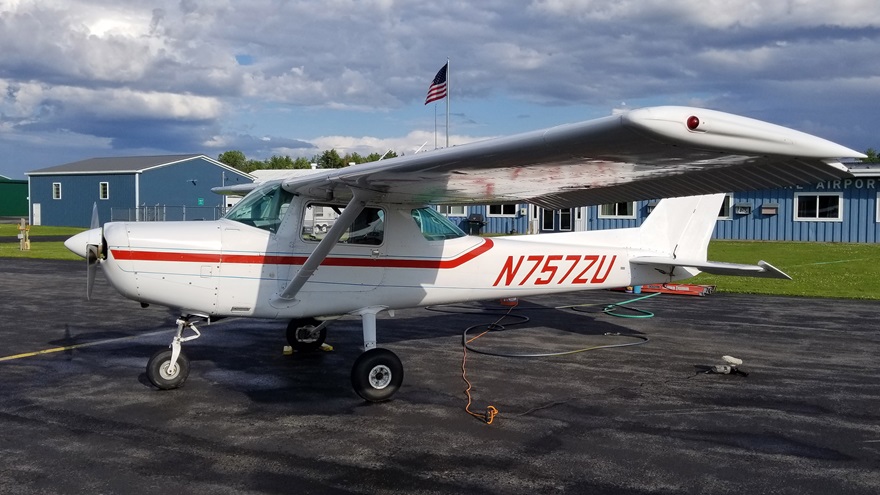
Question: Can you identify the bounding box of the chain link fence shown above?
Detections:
[111,206,228,222]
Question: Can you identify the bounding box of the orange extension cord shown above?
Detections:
[460,303,518,424]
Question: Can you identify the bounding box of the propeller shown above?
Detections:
[86,202,103,301]
[63,202,106,300]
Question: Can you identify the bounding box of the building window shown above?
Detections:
[52,182,61,200]
[794,192,843,221]
[436,205,466,216]
[598,201,635,219]
[487,204,517,217]
[99,182,110,200]
[718,195,733,219]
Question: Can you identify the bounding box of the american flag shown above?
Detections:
[424,63,448,105]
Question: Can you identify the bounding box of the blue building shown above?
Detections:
[441,165,880,243]
[27,155,253,227]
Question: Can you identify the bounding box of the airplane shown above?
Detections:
[64,106,864,402]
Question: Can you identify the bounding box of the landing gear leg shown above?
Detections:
[286,318,328,352]
[146,315,204,390]
[350,308,403,402]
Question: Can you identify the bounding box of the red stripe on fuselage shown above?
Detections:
[110,238,494,269]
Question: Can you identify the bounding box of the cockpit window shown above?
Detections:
[302,203,385,245]
[411,207,467,240]
[224,182,294,233]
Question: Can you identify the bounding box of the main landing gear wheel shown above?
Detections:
[286,318,327,352]
[146,349,190,390]
[351,348,403,402]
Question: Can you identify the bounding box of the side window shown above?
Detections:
[302,204,385,245]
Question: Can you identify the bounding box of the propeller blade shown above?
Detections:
[87,244,99,301]
[90,202,100,229]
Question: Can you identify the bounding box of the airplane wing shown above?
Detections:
[213,106,864,208]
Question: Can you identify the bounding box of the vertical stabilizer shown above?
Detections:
[637,193,725,261]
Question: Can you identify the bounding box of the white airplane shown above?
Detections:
[65,106,864,401]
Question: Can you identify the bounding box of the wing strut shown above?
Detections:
[272,191,367,305]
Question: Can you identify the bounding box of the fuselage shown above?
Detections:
[65,193,689,319]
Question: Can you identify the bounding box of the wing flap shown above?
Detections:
[631,256,792,280]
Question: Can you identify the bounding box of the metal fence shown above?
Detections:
[111,206,228,222]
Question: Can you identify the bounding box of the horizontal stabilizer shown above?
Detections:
[631,257,791,280]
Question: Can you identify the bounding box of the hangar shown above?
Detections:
[442,164,880,243]
[27,155,253,227]
[0,175,28,218]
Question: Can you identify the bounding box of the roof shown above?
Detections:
[27,154,253,179]
[0,174,26,183]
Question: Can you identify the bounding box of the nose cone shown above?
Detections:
[65,228,101,258]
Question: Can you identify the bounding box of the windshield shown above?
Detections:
[411,207,467,240]
[225,182,294,233]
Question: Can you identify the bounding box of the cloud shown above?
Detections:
[0,0,877,180]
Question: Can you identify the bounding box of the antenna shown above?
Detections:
[414,141,430,154]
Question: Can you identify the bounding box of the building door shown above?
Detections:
[539,208,574,232]
[574,207,588,231]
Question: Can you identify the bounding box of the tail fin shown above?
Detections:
[633,194,790,279]
[637,193,725,261]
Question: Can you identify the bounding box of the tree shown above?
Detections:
[265,155,295,169]
[218,150,247,171]
[864,148,879,163]
[293,157,313,169]
[365,150,398,162]
[317,149,345,168]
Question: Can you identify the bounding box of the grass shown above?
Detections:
[0,224,86,260]
[688,241,880,300]
[0,224,86,237]
[0,242,83,260]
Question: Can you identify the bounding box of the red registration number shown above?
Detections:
[492,255,617,287]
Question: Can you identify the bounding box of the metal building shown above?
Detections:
[0,175,28,217]
[441,165,880,243]
[27,155,253,227]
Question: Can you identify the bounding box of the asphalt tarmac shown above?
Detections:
[1,258,879,494]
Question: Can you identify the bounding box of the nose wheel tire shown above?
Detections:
[146,349,190,390]
[286,318,327,353]
[351,348,403,402]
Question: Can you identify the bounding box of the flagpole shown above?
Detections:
[445,57,450,148]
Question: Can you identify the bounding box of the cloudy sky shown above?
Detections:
[1,0,878,178]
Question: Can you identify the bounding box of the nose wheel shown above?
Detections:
[147,349,190,390]
[146,315,203,390]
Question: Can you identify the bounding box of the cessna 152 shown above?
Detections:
[65,106,864,401]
